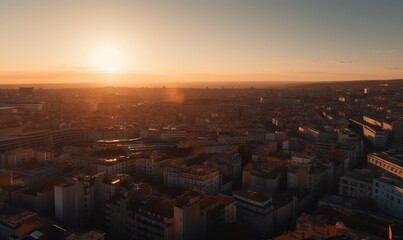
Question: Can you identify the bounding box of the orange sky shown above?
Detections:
[0,1,402,84]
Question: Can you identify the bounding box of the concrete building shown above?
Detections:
[372,177,403,219]
[287,155,333,194]
[363,125,388,148]
[0,148,52,168]
[163,165,220,194]
[91,156,135,177]
[172,191,235,240]
[174,191,202,240]
[364,116,403,143]
[0,210,44,240]
[367,152,403,179]
[339,169,375,198]
[199,194,236,238]
[205,153,242,183]
[105,184,152,239]
[54,172,105,226]
[0,128,85,153]
[13,165,63,185]
[100,174,133,213]
[134,153,171,183]
[243,161,284,193]
[337,142,361,169]
[105,187,234,240]
[20,183,56,214]
[384,119,403,143]
[135,198,176,240]
[232,191,274,239]
[160,128,187,141]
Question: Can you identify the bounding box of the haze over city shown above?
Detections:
[1,0,403,85]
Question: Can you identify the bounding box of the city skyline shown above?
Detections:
[1,0,403,84]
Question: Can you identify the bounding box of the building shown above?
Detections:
[91,157,135,177]
[13,165,63,185]
[205,153,242,183]
[0,128,85,153]
[160,128,187,141]
[363,125,388,148]
[243,161,284,193]
[105,187,234,240]
[337,142,361,169]
[54,172,105,226]
[339,169,375,198]
[232,191,274,239]
[20,181,58,214]
[174,191,202,240]
[367,152,403,179]
[0,148,52,168]
[163,165,220,194]
[260,97,301,105]
[288,158,332,194]
[0,210,44,240]
[105,184,152,239]
[199,194,236,238]
[100,174,134,213]
[372,177,403,219]
[135,198,176,240]
[134,153,171,183]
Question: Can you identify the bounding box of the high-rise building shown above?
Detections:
[54,172,105,226]
[174,191,202,240]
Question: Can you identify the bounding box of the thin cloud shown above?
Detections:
[385,67,401,70]
[332,60,356,64]
[371,49,395,54]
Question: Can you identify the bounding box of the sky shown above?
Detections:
[0,0,403,84]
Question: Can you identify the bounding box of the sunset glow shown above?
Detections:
[0,0,402,85]
[91,46,126,74]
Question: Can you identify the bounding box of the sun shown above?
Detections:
[91,45,126,74]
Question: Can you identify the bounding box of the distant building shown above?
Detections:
[0,148,52,168]
[0,128,85,153]
[260,97,301,105]
[160,128,187,141]
[363,125,388,148]
[91,157,135,177]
